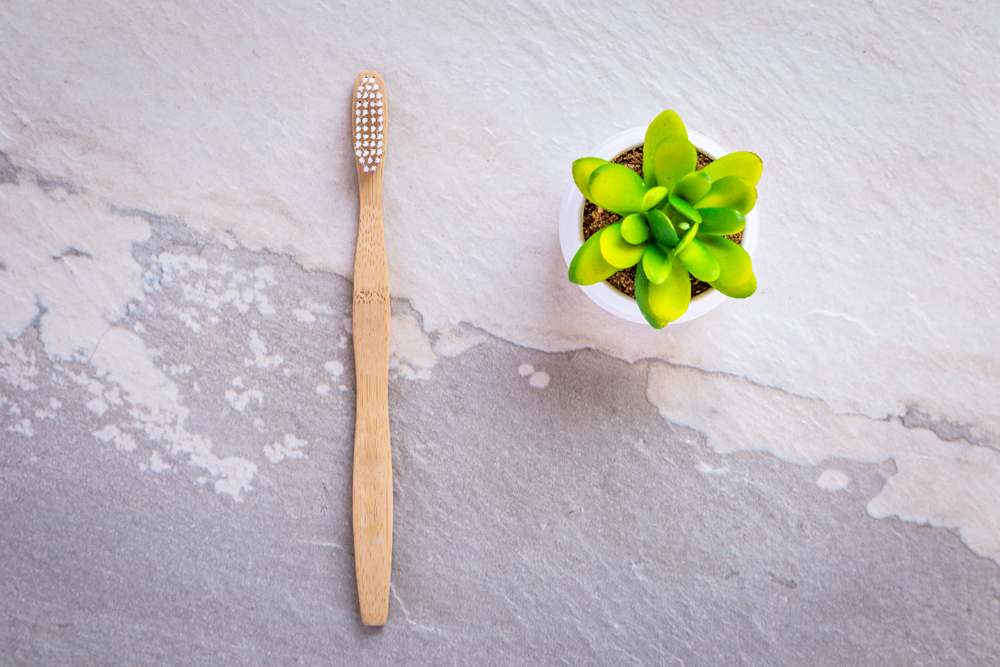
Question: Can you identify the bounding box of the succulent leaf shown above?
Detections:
[701,151,763,187]
[634,269,666,329]
[599,222,648,269]
[588,163,649,215]
[568,227,619,285]
[572,157,609,201]
[647,209,679,246]
[666,207,692,234]
[697,207,746,235]
[642,111,688,188]
[636,255,691,327]
[652,137,698,194]
[677,238,721,282]
[694,175,757,215]
[621,213,650,244]
[667,194,703,225]
[674,221,700,254]
[700,235,757,298]
[641,244,672,285]
[641,186,668,211]
[673,170,712,204]
[633,269,663,328]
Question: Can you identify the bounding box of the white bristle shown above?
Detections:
[355,75,383,172]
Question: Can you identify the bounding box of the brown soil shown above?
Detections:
[581,146,743,299]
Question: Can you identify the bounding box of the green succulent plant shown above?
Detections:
[568,111,761,328]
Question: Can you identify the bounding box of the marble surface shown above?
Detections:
[2,1,999,664]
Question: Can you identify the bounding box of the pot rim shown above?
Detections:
[559,126,760,325]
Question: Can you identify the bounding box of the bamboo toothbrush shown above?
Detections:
[351,70,392,626]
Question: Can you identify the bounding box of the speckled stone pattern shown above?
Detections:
[2,1,1000,664]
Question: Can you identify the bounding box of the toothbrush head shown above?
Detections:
[353,72,385,175]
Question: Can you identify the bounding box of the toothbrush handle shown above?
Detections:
[353,171,392,626]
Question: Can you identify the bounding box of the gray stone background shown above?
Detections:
[2,1,1000,665]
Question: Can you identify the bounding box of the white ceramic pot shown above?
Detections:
[559,126,760,325]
